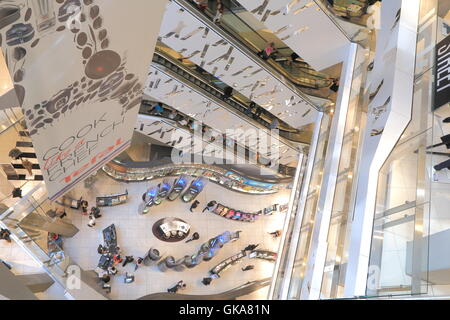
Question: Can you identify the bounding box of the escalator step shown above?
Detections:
[18,131,29,137]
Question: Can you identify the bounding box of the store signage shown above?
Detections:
[2,0,157,199]
[434,34,450,110]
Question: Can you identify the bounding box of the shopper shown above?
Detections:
[134,257,143,271]
[87,214,96,228]
[150,102,164,115]
[222,86,233,100]
[247,101,256,116]
[242,265,255,272]
[108,266,118,275]
[195,0,208,13]
[259,42,276,60]
[269,118,279,130]
[101,274,111,284]
[21,158,34,176]
[213,0,224,24]
[0,228,12,243]
[178,118,188,127]
[254,106,263,119]
[189,200,200,212]
[328,78,340,98]
[81,200,89,215]
[122,255,134,267]
[168,110,178,120]
[269,230,282,238]
[58,209,67,219]
[113,254,123,265]
[97,244,105,254]
[202,277,212,286]
[185,232,200,243]
[202,200,217,213]
[244,244,259,251]
[91,207,102,218]
[167,280,185,293]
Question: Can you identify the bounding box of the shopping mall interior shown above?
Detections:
[0,0,449,301]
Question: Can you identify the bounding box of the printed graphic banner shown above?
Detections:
[0,0,163,199]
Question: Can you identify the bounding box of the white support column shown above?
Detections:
[343,0,421,298]
[299,43,358,300]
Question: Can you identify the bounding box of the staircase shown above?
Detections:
[7,130,44,181]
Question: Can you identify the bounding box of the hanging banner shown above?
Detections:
[434,34,450,110]
[0,0,165,200]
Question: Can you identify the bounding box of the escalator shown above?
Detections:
[181,0,333,99]
[152,48,312,145]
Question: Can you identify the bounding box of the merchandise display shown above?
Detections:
[209,251,247,276]
[181,177,206,202]
[103,160,287,195]
[167,175,189,201]
[154,180,171,205]
[211,203,287,222]
[96,190,128,207]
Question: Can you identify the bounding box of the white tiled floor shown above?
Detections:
[0,239,44,275]
[62,170,290,300]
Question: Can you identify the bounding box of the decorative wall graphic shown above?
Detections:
[145,65,299,165]
[0,0,165,199]
[371,96,390,123]
[158,1,317,129]
[238,0,349,71]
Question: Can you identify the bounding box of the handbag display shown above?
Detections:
[6,23,35,46]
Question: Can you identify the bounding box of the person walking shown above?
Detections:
[259,42,276,60]
[185,232,200,243]
[269,230,282,238]
[213,0,224,24]
[269,118,279,130]
[134,257,143,271]
[0,228,11,243]
[244,244,259,251]
[189,200,200,212]
[122,255,134,267]
[254,106,263,119]
[202,277,212,286]
[242,265,255,272]
[202,200,217,213]
[87,214,96,228]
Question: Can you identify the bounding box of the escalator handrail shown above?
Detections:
[174,0,327,110]
[152,51,308,147]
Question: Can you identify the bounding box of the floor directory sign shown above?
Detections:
[435,34,450,110]
[0,0,164,199]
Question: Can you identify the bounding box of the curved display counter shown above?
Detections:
[103,159,290,195]
[211,203,288,223]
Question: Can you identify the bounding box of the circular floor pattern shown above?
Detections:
[152,217,190,243]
